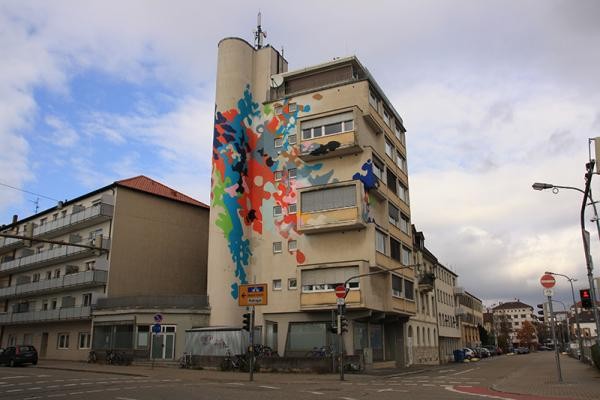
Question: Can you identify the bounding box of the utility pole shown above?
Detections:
[548,294,563,383]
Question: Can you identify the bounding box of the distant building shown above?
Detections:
[0,176,209,361]
[456,290,483,348]
[492,300,537,346]
[435,263,461,362]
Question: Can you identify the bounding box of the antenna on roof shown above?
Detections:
[254,11,267,49]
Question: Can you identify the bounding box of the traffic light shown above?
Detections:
[340,316,349,334]
[329,321,338,334]
[580,289,593,309]
[536,303,544,316]
[242,312,251,331]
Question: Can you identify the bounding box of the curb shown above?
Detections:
[35,365,148,377]
[489,384,578,400]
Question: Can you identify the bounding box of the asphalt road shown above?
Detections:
[0,353,590,400]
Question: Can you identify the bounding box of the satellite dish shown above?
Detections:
[271,74,284,88]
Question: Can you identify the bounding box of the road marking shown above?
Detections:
[452,368,475,375]
[106,388,120,391]
[405,383,418,386]
[28,387,42,390]
[36,375,51,377]
[340,397,358,400]
[64,383,77,387]
[7,388,24,392]
[85,390,103,393]
[116,397,138,400]
[304,391,324,395]
[259,385,280,389]
[4,376,27,379]
[226,382,245,385]
[47,385,60,388]
[69,392,85,395]
[422,384,436,387]
[23,397,42,400]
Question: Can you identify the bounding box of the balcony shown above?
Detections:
[453,286,464,295]
[95,295,210,310]
[298,207,366,234]
[33,203,113,239]
[418,272,435,293]
[0,235,24,253]
[0,238,110,275]
[299,130,362,161]
[300,290,361,310]
[363,108,385,135]
[0,270,108,300]
[0,306,92,325]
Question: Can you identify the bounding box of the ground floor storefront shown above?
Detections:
[439,336,461,363]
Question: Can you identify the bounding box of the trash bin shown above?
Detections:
[453,349,465,363]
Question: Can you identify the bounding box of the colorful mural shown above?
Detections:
[212,86,335,299]
[352,159,378,223]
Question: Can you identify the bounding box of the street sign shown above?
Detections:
[239,283,268,306]
[153,313,163,323]
[540,274,556,288]
[152,323,161,333]
[336,297,345,305]
[335,285,346,298]
[544,288,554,297]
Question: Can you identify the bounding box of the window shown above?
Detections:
[275,105,283,115]
[372,156,384,181]
[52,213,59,220]
[137,325,150,348]
[301,112,354,140]
[288,103,297,113]
[383,109,390,126]
[288,134,297,145]
[23,334,33,345]
[288,203,297,214]
[301,185,356,213]
[386,169,397,194]
[401,246,412,265]
[288,278,298,290]
[521,314,526,318]
[82,293,92,307]
[273,242,282,253]
[89,228,103,239]
[301,266,359,292]
[51,299,57,310]
[273,279,282,290]
[288,168,297,180]
[404,280,414,300]
[7,334,16,346]
[40,217,47,226]
[369,90,378,109]
[274,170,283,181]
[57,333,70,349]
[42,301,48,311]
[388,203,400,227]
[273,205,282,217]
[92,199,102,208]
[288,240,297,251]
[65,265,79,275]
[390,237,401,261]
[385,138,393,158]
[274,137,283,148]
[392,275,403,297]
[32,273,40,282]
[397,181,409,203]
[61,210,67,217]
[376,229,387,254]
[54,269,61,279]
[395,122,405,144]
[400,213,410,234]
[396,151,406,172]
[78,332,91,349]
[85,261,96,271]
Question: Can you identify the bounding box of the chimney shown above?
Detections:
[12,215,18,224]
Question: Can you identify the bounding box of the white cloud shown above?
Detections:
[44,115,79,147]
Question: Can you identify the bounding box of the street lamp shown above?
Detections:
[532,164,600,347]
[550,299,570,349]
[545,271,583,357]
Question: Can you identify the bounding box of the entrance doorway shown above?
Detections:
[40,332,49,358]
[151,325,176,360]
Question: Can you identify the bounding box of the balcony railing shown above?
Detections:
[299,130,362,161]
[0,236,23,253]
[418,272,435,292]
[0,306,92,325]
[0,270,108,299]
[33,203,113,238]
[0,238,110,274]
[95,295,210,310]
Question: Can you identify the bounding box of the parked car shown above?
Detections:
[463,348,476,359]
[0,345,38,367]
[537,345,552,351]
[483,345,497,356]
[477,347,491,358]
[515,346,530,354]
[495,347,504,355]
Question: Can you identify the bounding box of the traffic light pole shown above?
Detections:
[548,295,563,383]
[249,306,255,382]
[338,303,345,381]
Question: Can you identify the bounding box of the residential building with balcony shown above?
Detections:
[492,300,537,347]
[456,290,483,348]
[208,37,415,365]
[0,176,209,361]
[408,227,439,365]
[435,263,461,362]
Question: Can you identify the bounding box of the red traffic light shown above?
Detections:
[581,290,590,298]
[580,289,593,309]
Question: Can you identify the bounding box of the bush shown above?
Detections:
[591,344,600,370]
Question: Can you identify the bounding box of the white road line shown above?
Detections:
[3,376,27,379]
[452,368,475,376]
[69,392,85,395]
[226,382,245,385]
[340,397,358,400]
[422,384,435,387]
[7,388,24,392]
[304,391,324,395]
[259,385,280,389]
[28,387,42,390]
[80,382,93,385]
[64,383,77,387]
[47,385,61,388]
[48,395,67,398]
[106,388,119,391]
[24,397,42,400]
[85,390,104,393]
[405,383,418,386]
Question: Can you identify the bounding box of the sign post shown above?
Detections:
[540,274,562,383]
[239,284,268,382]
[336,285,347,381]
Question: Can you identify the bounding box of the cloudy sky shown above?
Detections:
[1,0,599,309]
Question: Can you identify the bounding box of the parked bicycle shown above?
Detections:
[305,345,334,358]
[105,350,131,366]
[220,350,249,371]
[179,352,193,369]
[87,350,97,364]
[253,345,278,358]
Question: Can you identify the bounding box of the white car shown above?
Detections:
[463,348,475,359]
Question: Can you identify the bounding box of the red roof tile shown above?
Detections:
[116,176,208,208]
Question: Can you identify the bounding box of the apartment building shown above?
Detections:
[492,301,537,347]
[208,37,416,365]
[409,228,438,365]
[0,176,209,361]
[435,263,461,362]
[456,290,483,348]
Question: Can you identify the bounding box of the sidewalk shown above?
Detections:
[491,352,600,400]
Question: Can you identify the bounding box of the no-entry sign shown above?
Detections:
[540,274,556,289]
[336,285,346,298]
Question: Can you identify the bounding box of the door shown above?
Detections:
[40,333,49,358]
[370,324,384,361]
[150,325,176,360]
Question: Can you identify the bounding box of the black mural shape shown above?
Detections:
[309,141,341,157]
[245,209,257,224]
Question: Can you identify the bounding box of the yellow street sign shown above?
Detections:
[239,284,268,306]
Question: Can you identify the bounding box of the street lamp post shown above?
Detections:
[550,299,570,349]
[532,164,600,347]
[546,271,583,357]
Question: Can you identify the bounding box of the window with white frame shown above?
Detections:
[401,246,412,265]
[395,122,405,144]
[301,266,360,292]
[369,90,379,109]
[388,202,400,227]
[372,156,384,181]
[54,269,61,279]
[82,293,92,307]
[57,333,70,349]
[288,240,297,251]
[32,273,40,282]
[301,111,354,140]
[396,151,406,172]
[386,169,397,194]
[376,229,387,254]
[383,109,390,126]
[274,137,283,148]
[397,181,409,203]
[288,203,297,214]
[390,236,401,262]
[400,213,410,234]
[273,242,282,253]
[273,279,282,290]
[288,103,297,113]
[392,274,403,297]
[273,205,282,217]
[288,278,298,290]
[288,168,297,180]
[78,332,91,349]
[274,170,283,181]
[275,105,283,115]
[385,138,393,158]
[288,134,297,144]
[300,185,356,213]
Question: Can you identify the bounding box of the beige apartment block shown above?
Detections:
[435,263,461,362]
[456,290,483,348]
[0,176,209,361]
[409,228,439,365]
[208,38,416,364]
[492,300,537,347]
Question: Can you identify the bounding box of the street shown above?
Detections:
[1,352,598,400]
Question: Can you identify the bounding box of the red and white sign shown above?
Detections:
[335,285,346,298]
[540,274,556,289]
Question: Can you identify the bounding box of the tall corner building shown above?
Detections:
[208,37,415,362]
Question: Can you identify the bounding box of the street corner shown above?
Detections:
[446,385,578,400]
